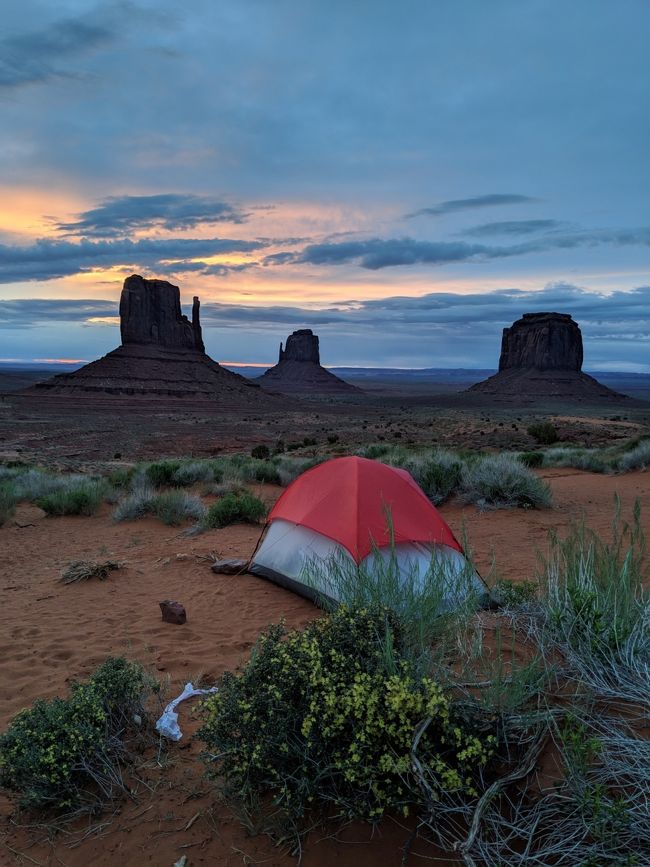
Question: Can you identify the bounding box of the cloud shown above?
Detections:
[407,194,538,219]
[0,236,266,283]
[0,298,117,328]
[461,219,566,237]
[3,283,649,369]
[0,4,127,89]
[284,227,650,270]
[57,193,249,237]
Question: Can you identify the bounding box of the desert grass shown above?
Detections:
[0,482,17,526]
[202,491,267,529]
[61,559,122,584]
[113,483,205,526]
[460,453,553,510]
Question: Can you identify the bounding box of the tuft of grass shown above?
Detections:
[203,491,267,529]
[0,482,17,526]
[527,421,559,445]
[399,450,463,505]
[36,479,108,517]
[112,481,155,522]
[152,490,206,526]
[144,460,182,488]
[519,451,543,468]
[61,560,121,584]
[542,447,611,473]
[172,460,222,486]
[461,453,553,510]
[617,439,650,472]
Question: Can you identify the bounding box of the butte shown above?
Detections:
[256,329,360,396]
[27,275,283,408]
[468,312,627,402]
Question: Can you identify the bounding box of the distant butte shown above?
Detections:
[469,312,627,401]
[256,329,361,395]
[26,275,282,407]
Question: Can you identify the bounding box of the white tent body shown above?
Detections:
[250,518,487,607]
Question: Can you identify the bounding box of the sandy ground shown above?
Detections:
[0,469,649,866]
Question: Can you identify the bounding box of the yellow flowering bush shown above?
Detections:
[199,607,494,824]
[0,657,151,814]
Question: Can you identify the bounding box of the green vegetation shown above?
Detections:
[251,444,270,460]
[37,479,109,516]
[199,607,494,826]
[203,490,267,529]
[460,453,553,510]
[527,420,559,444]
[113,485,205,525]
[0,658,152,815]
[0,482,17,526]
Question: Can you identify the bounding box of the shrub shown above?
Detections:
[203,491,267,528]
[527,421,559,445]
[113,482,156,522]
[107,467,135,489]
[144,460,182,488]
[12,469,69,501]
[519,451,544,468]
[491,578,538,607]
[240,459,281,486]
[402,451,463,505]
[0,482,17,526]
[172,461,220,486]
[617,440,650,472]
[275,456,322,486]
[37,480,107,516]
[198,607,494,827]
[543,447,610,473]
[152,490,206,526]
[251,444,270,460]
[0,657,152,814]
[61,560,121,584]
[461,453,552,510]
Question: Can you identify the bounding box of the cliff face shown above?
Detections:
[469,312,627,402]
[278,329,321,364]
[498,312,582,372]
[119,275,204,352]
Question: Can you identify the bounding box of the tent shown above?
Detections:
[249,456,487,607]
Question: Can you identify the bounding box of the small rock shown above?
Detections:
[211,558,248,575]
[176,553,189,561]
[159,600,186,624]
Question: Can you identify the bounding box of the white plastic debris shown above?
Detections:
[155,681,218,741]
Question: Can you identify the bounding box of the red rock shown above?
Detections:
[159,600,186,624]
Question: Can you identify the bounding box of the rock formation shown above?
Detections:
[27,275,281,407]
[256,329,360,396]
[469,312,627,401]
[119,275,205,352]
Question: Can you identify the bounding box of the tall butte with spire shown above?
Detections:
[29,275,281,407]
[469,312,627,401]
[256,329,360,395]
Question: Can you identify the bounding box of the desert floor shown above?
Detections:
[1,467,649,867]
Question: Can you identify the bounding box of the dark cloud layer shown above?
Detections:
[289,227,650,270]
[0,4,125,88]
[0,237,265,283]
[58,194,249,237]
[407,194,538,219]
[461,220,566,238]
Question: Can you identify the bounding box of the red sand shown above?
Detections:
[0,469,648,866]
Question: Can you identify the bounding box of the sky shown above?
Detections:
[1,0,649,370]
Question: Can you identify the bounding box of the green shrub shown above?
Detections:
[461,453,553,510]
[37,480,107,516]
[239,459,281,485]
[107,467,135,489]
[402,452,463,505]
[144,460,182,488]
[527,421,559,445]
[543,447,610,473]
[0,657,151,814]
[152,490,206,526]
[519,451,544,468]
[203,491,267,528]
[0,482,17,526]
[491,578,538,607]
[617,440,650,472]
[113,483,155,522]
[198,607,494,827]
[172,461,221,486]
[251,444,270,460]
